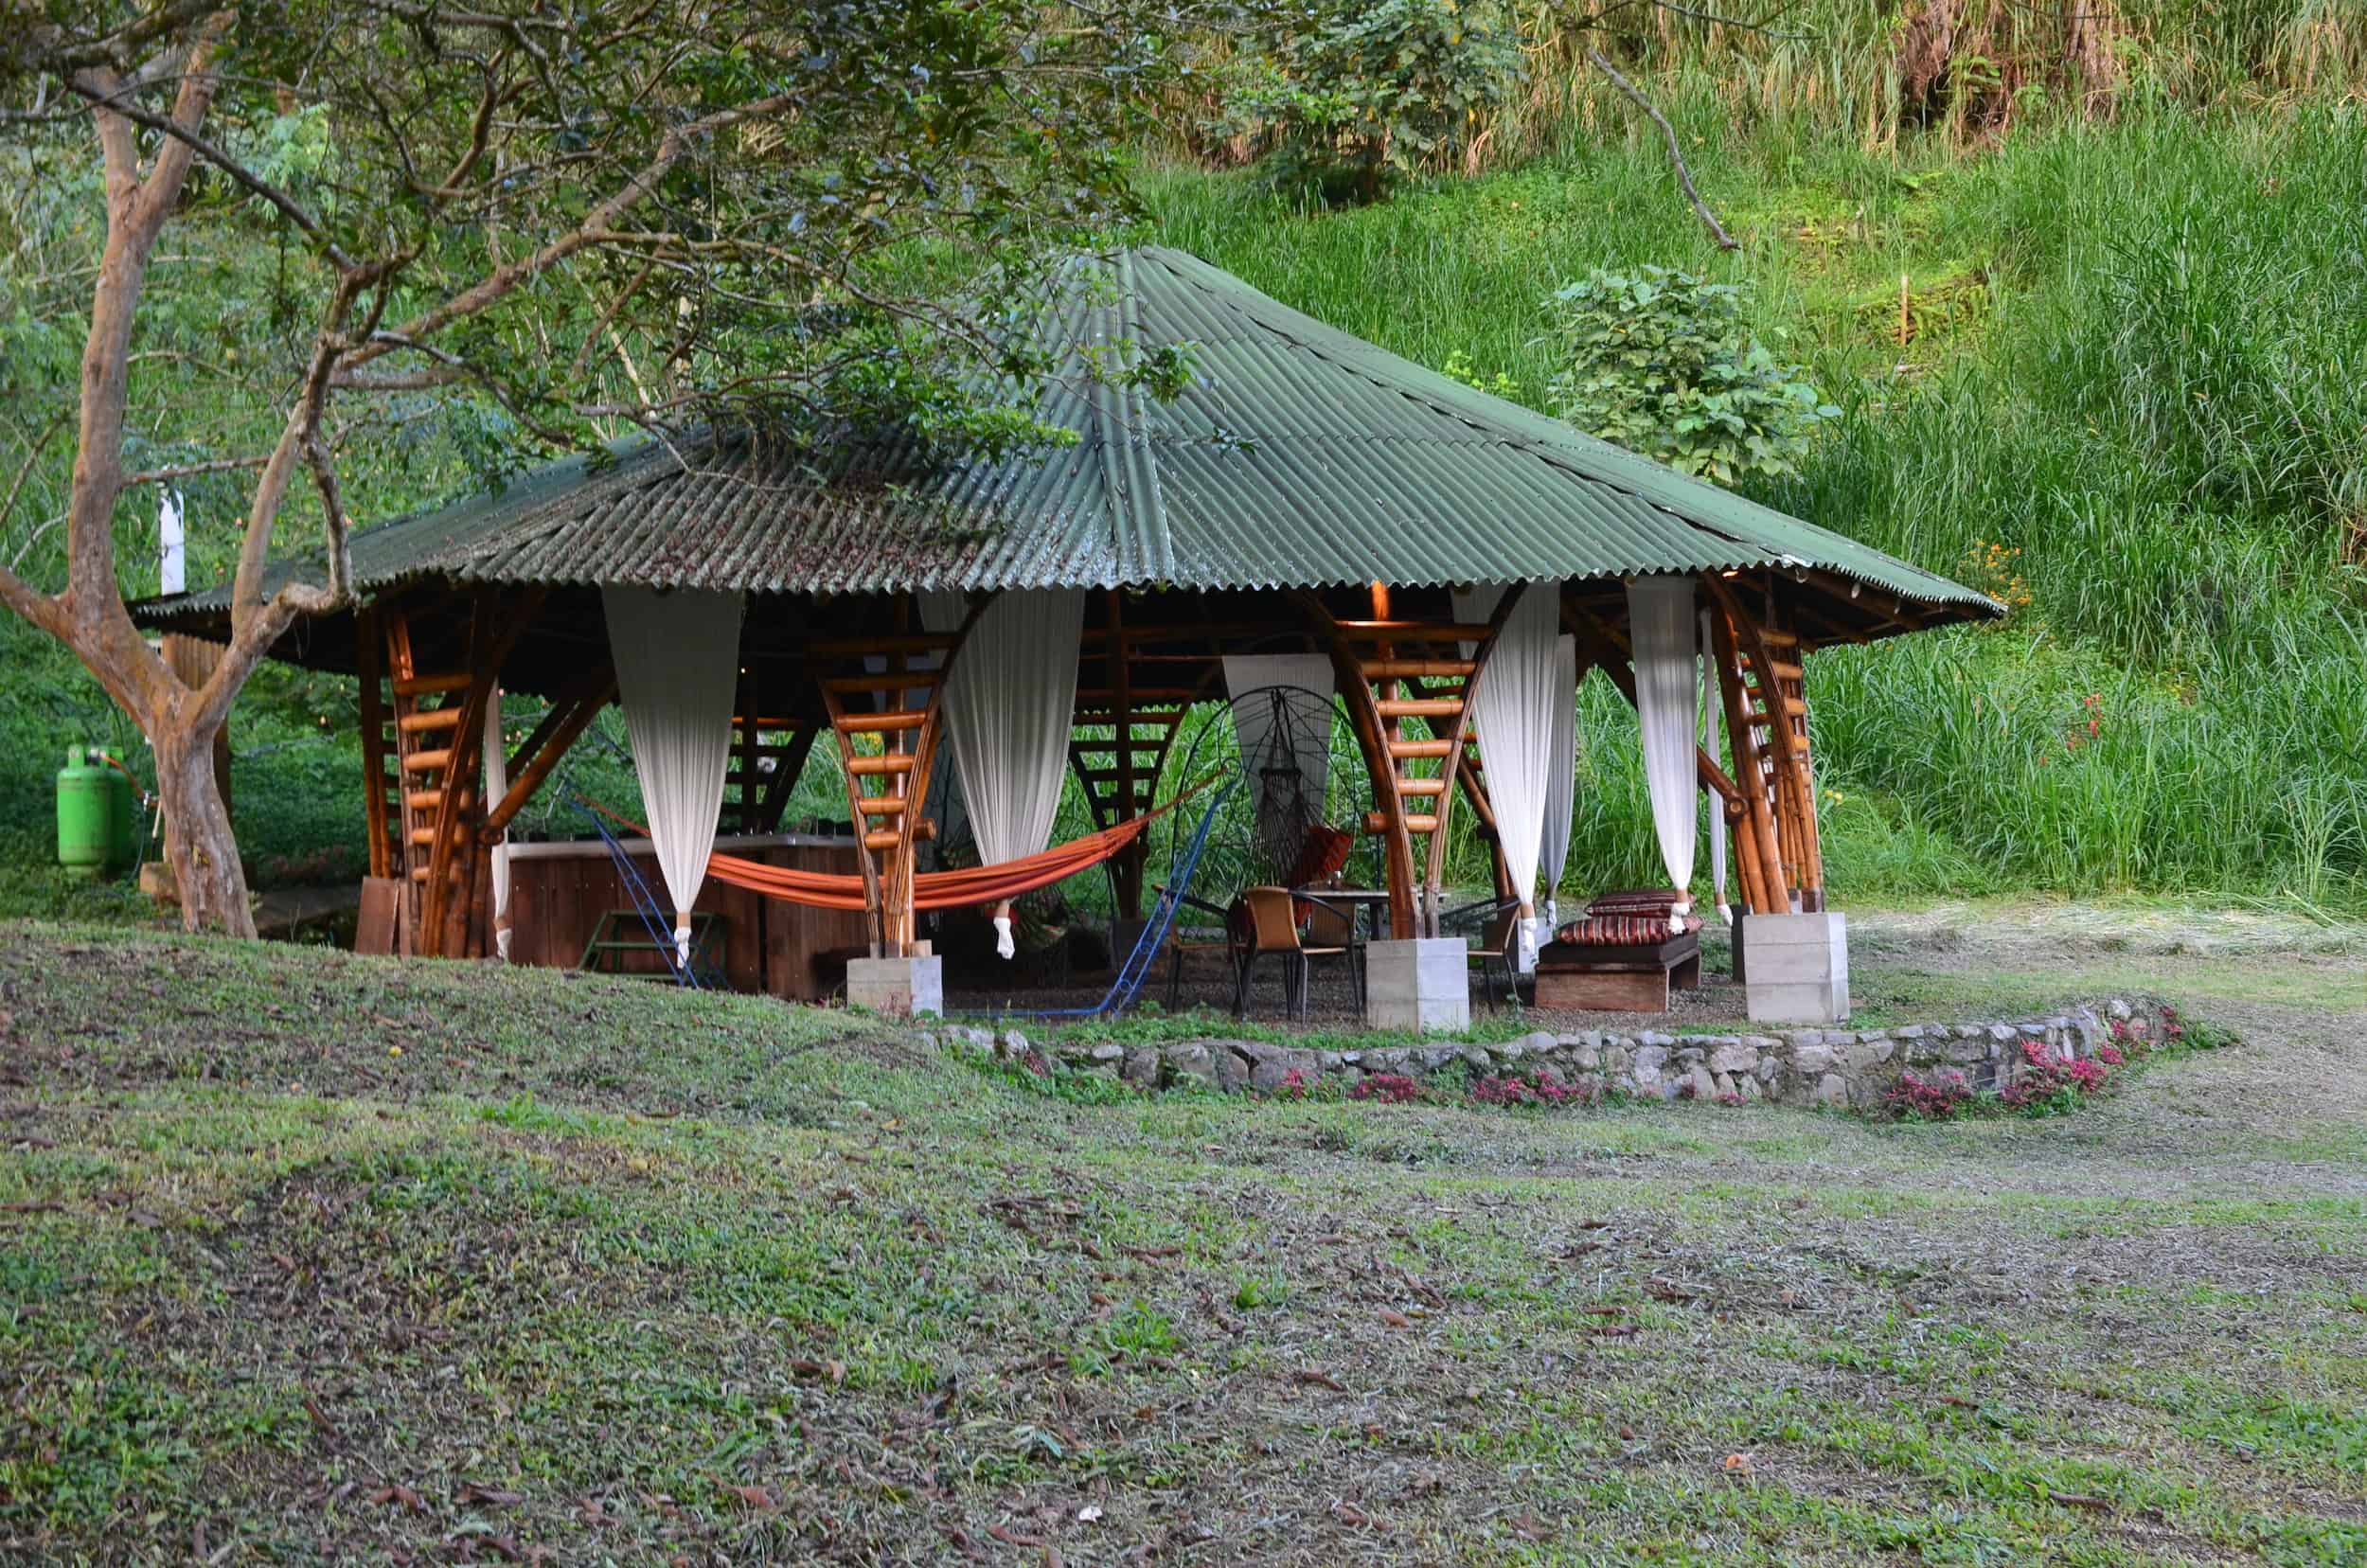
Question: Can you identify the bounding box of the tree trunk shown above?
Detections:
[153,716,256,937]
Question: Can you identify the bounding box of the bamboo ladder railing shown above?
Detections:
[1301,584,1521,940]
[810,599,981,955]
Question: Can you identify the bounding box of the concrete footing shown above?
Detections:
[1364,936,1470,1033]
[1743,912,1849,1025]
[847,954,944,1018]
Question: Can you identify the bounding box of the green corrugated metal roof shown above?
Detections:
[138,246,1998,623]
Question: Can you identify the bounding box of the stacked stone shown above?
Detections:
[926,1001,2165,1110]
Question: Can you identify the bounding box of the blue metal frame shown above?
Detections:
[983,773,1241,1021]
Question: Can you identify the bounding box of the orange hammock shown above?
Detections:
[585,778,1208,914]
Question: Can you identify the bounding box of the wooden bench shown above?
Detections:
[1533,932,1701,1012]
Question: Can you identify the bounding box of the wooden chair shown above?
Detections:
[1233,885,1359,1023]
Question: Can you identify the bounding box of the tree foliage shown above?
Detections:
[0,0,1225,933]
[1220,0,1523,204]
[1539,267,1839,486]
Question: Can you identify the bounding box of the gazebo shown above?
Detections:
[136,247,1997,1026]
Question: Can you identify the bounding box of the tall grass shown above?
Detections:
[1143,101,2367,911]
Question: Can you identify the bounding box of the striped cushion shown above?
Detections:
[1586,888,1693,918]
[1554,913,1702,947]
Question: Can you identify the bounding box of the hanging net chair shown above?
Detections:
[1160,684,1369,904]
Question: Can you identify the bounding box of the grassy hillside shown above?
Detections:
[1149,102,2367,909]
[4,921,2365,1560]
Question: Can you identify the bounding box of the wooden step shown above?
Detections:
[844,754,915,776]
[823,672,936,692]
[1361,658,1473,679]
[393,672,472,698]
[398,707,464,734]
[1396,777,1448,796]
[1758,628,1801,648]
[863,829,902,851]
[835,710,927,734]
[1335,620,1491,639]
[1770,660,1804,682]
[405,789,442,811]
[1075,686,1196,705]
[1364,811,1440,834]
[402,748,454,774]
[859,796,907,817]
[1375,698,1464,720]
[1388,738,1454,760]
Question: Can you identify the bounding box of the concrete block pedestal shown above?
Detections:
[1743,912,1849,1025]
[847,954,944,1019]
[1365,937,1470,1033]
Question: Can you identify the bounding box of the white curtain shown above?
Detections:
[481,690,513,960]
[1221,653,1336,875]
[602,586,746,966]
[914,591,970,854]
[939,588,1086,956]
[1628,577,1699,934]
[1468,584,1561,968]
[1538,633,1578,934]
[1699,608,1729,923]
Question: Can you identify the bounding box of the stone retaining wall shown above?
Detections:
[928,999,2171,1111]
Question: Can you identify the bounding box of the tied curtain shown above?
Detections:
[1700,608,1729,923]
[1538,633,1578,933]
[481,691,512,960]
[1465,584,1562,968]
[1627,577,1700,934]
[602,586,747,966]
[1220,653,1336,876]
[938,588,1086,957]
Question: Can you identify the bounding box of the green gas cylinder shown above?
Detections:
[57,746,131,879]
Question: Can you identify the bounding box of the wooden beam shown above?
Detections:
[479,669,616,840]
[1422,583,1523,928]
[355,608,391,882]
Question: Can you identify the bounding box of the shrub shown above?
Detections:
[1538,266,1840,485]
[1221,0,1523,205]
[2002,1038,2109,1115]
[1468,1072,1594,1109]
[1885,1069,1979,1121]
[1350,1072,1423,1104]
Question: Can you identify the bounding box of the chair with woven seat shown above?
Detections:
[1233,885,1360,1023]
[1444,895,1524,1014]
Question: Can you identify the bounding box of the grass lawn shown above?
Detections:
[2,919,2363,1563]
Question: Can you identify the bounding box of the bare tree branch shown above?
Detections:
[1586,45,1739,251]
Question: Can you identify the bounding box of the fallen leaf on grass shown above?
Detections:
[725,1484,776,1512]
[370,1483,428,1514]
[458,1483,525,1507]
[1077,1505,1103,1523]
[1123,1245,1182,1260]
[1291,1369,1348,1392]
[1722,1452,1754,1476]
[1586,1323,1639,1338]
[1937,1395,1979,1410]
[2035,1486,2114,1512]
[1378,1309,1413,1328]
[1646,1279,1701,1304]
[1581,1305,1624,1317]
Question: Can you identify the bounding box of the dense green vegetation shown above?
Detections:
[5,13,2364,916]
[1151,99,2367,909]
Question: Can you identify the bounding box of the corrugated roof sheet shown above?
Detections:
[139,246,1997,619]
